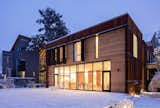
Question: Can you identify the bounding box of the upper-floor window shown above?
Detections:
[74,41,81,62]
[95,35,99,58]
[133,34,138,58]
[55,48,58,62]
[60,47,63,63]
[46,45,66,66]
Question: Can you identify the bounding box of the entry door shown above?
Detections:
[103,71,110,91]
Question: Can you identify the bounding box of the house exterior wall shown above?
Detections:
[98,28,126,92]
[2,51,12,77]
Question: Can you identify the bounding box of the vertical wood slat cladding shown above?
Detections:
[66,44,73,64]
[98,28,126,92]
[141,41,147,89]
[126,18,143,93]
[84,37,95,62]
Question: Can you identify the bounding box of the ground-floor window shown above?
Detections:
[54,61,111,91]
[39,71,46,83]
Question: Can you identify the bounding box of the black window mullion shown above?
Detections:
[63,46,66,64]
[57,48,60,64]
[53,49,55,65]
[81,40,85,61]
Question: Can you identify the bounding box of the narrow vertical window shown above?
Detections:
[96,35,99,58]
[55,48,57,63]
[60,47,63,63]
[74,41,81,61]
[133,34,138,58]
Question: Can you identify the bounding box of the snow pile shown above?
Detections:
[104,99,134,108]
[115,99,134,108]
[0,79,15,88]
[148,72,160,92]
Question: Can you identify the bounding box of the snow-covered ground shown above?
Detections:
[0,88,159,108]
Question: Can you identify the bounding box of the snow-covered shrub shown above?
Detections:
[104,99,134,108]
[104,104,116,108]
[148,72,160,92]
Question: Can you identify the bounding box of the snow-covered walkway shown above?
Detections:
[0,88,159,108]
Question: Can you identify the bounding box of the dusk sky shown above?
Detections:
[0,0,160,72]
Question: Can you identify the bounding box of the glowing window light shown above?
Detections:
[95,35,99,58]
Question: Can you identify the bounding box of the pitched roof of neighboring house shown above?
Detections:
[10,35,31,51]
[46,13,142,49]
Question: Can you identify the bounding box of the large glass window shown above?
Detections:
[103,61,111,91]
[93,62,102,91]
[54,61,110,91]
[54,67,59,87]
[70,65,77,89]
[77,64,84,90]
[133,34,138,58]
[59,67,64,88]
[74,41,81,61]
[104,61,111,71]
[64,66,70,89]
[103,72,110,90]
[85,63,93,90]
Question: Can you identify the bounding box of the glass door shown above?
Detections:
[103,71,110,91]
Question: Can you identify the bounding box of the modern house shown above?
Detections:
[2,35,39,81]
[46,14,146,93]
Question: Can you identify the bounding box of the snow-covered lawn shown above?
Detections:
[0,88,159,108]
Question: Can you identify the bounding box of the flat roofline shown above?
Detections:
[46,13,142,49]
[47,13,129,45]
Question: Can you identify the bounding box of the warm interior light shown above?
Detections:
[133,34,138,58]
[95,35,99,58]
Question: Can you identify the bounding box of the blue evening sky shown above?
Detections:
[0,0,160,72]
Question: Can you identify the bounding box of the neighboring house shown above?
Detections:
[145,32,160,90]
[2,51,12,77]
[2,35,39,81]
[45,14,146,93]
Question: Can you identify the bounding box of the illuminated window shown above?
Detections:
[77,64,84,90]
[59,67,64,88]
[95,35,99,58]
[60,47,63,63]
[55,67,59,74]
[39,72,46,84]
[54,67,59,87]
[133,34,138,58]
[104,61,111,71]
[33,72,35,77]
[74,41,81,61]
[93,62,102,91]
[70,65,77,89]
[64,66,70,89]
[20,71,25,78]
[85,63,92,90]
